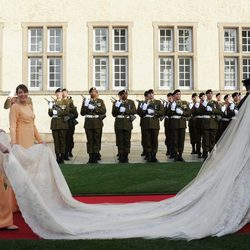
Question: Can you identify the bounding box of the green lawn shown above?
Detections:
[62,162,202,194]
[1,162,250,250]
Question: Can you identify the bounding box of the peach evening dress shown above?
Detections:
[8,102,42,212]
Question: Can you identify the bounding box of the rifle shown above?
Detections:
[82,96,106,120]
[111,97,136,122]
[44,98,70,122]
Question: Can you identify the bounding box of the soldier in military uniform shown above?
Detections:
[196,89,222,159]
[4,90,33,109]
[48,88,70,164]
[169,89,191,162]
[112,90,136,163]
[217,94,238,140]
[62,88,78,159]
[163,92,173,156]
[238,78,250,109]
[80,87,106,164]
[188,93,198,154]
[232,92,240,108]
[137,89,164,162]
[191,93,205,158]
[215,92,225,143]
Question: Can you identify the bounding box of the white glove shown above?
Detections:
[115,100,122,108]
[202,100,208,107]
[147,108,155,114]
[88,104,95,110]
[176,108,183,115]
[142,103,148,110]
[234,109,239,115]
[48,101,53,109]
[84,99,90,107]
[171,101,177,111]
[195,102,199,108]
[52,110,58,115]
[221,106,226,112]
[229,103,235,111]
[164,102,167,108]
[189,103,194,109]
[119,106,126,113]
[8,90,15,98]
[206,106,212,112]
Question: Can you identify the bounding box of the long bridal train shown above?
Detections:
[0,96,250,240]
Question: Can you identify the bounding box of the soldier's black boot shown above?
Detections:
[64,152,70,160]
[97,153,101,161]
[151,152,158,162]
[88,153,93,164]
[141,150,146,157]
[202,151,208,160]
[119,153,125,163]
[178,154,185,162]
[60,154,65,164]
[56,153,61,164]
[69,150,73,157]
[191,144,196,154]
[146,152,152,162]
[123,153,129,163]
[94,153,99,163]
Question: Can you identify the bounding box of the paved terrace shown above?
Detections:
[47,137,204,164]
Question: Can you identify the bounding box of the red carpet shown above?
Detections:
[0,194,249,240]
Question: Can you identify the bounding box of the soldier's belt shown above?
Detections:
[221,118,230,121]
[231,117,236,120]
[202,115,211,119]
[171,115,181,119]
[85,115,99,118]
[164,116,169,119]
[195,115,203,118]
[116,115,130,119]
[144,115,154,118]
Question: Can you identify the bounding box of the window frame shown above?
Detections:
[22,22,67,92]
[88,22,133,92]
[153,22,197,91]
[219,23,250,91]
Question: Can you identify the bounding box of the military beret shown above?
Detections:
[118,90,126,96]
[144,91,149,97]
[62,88,67,92]
[148,89,154,94]
[167,92,173,97]
[232,92,239,98]
[192,93,197,98]
[55,88,62,93]
[216,92,221,97]
[223,94,229,101]
[199,92,205,98]
[242,78,250,87]
[206,89,213,95]
[173,89,181,95]
[89,87,97,93]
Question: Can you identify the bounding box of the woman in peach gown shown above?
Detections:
[7,84,43,216]
[0,133,17,230]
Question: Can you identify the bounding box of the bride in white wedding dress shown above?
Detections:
[0,95,250,240]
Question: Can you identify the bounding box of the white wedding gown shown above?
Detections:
[0,96,250,240]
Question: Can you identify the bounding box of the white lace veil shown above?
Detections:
[1,96,250,240]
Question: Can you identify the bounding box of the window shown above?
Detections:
[154,23,197,90]
[22,23,66,91]
[88,22,132,91]
[219,24,250,90]
[159,57,173,89]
